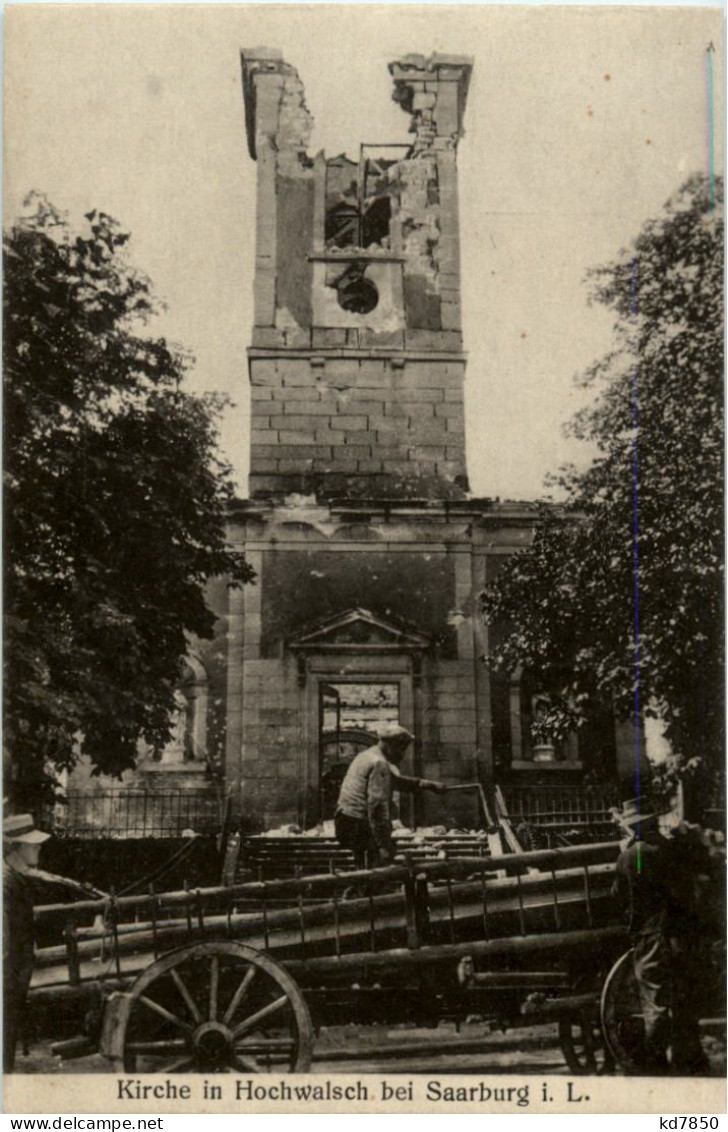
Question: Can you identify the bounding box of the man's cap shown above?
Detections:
[376,722,414,743]
[610,797,669,830]
[3,813,51,844]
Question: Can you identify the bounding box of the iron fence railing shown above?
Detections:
[48,790,221,839]
[501,784,622,831]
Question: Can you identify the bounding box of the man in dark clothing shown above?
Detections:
[335,723,447,868]
[3,813,50,1071]
[612,798,718,1075]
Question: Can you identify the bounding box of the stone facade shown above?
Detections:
[219,498,550,830]
[62,49,638,840]
[214,50,633,831]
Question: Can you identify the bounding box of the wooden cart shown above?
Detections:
[29,839,629,1074]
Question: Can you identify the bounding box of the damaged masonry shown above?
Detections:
[243,49,471,501]
[53,49,632,848]
[219,49,631,834]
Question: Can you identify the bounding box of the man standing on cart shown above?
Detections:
[335,723,447,868]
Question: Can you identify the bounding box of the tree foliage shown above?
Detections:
[482,174,724,793]
[4,195,254,804]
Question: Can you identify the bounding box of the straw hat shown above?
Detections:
[3,813,51,845]
[610,797,668,830]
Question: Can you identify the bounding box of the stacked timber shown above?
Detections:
[242,827,496,880]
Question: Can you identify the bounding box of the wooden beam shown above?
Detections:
[521,993,598,1018]
[34,842,621,923]
[285,926,628,982]
[32,864,615,977]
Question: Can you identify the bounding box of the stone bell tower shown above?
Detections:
[224,50,499,832]
[54,49,625,848]
[242,48,473,502]
[224,49,608,834]
[218,48,621,834]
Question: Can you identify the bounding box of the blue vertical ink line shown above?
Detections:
[701,47,716,820]
[707,48,716,210]
[631,258,642,861]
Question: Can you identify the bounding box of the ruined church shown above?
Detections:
[207,48,635,832]
[61,51,637,849]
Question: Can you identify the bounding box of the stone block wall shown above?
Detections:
[419,658,481,827]
[249,355,468,499]
[237,656,303,829]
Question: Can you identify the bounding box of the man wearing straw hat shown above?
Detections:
[611,797,712,1074]
[3,812,50,1070]
[335,722,447,869]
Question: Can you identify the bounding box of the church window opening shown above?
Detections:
[324,145,407,252]
[155,656,208,767]
[334,264,379,314]
[159,688,193,765]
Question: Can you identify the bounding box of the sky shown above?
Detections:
[5,4,723,499]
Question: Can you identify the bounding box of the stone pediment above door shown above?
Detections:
[289,607,430,653]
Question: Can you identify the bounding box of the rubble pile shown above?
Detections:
[258,820,487,842]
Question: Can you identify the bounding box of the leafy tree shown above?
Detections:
[482,174,724,803]
[4,195,254,806]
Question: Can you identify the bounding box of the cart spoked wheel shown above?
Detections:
[558,1011,613,1075]
[558,972,614,1075]
[600,948,646,1074]
[602,944,727,1076]
[106,942,313,1073]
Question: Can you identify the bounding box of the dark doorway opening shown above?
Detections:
[319,682,400,820]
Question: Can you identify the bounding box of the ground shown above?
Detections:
[13,1020,726,1077]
